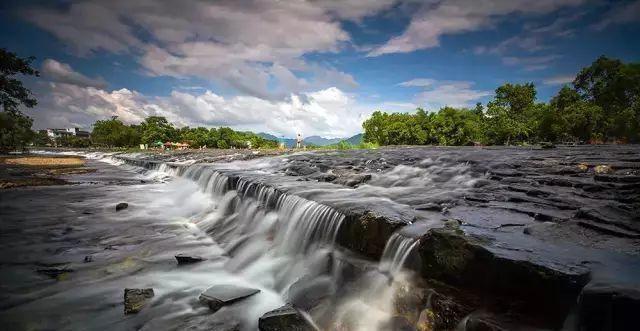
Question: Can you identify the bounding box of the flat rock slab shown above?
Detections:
[258,304,315,331]
[199,284,260,312]
[124,288,154,314]
[116,202,128,211]
[578,281,640,331]
[175,254,206,264]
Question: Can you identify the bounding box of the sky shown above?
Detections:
[1,0,639,138]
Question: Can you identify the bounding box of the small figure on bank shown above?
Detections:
[296,133,302,149]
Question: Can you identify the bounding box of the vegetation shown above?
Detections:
[0,48,39,152]
[89,116,278,149]
[363,56,640,146]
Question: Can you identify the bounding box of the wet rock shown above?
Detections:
[116,202,128,211]
[36,267,74,279]
[311,173,337,182]
[462,316,505,331]
[286,276,334,311]
[198,284,260,312]
[379,316,416,331]
[577,163,589,172]
[175,254,206,265]
[285,165,317,176]
[594,164,613,174]
[334,173,372,187]
[577,281,640,331]
[416,290,470,331]
[84,255,93,263]
[258,304,315,331]
[337,211,406,260]
[418,227,590,327]
[124,288,154,314]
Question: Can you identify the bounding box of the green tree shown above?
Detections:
[140,116,177,144]
[0,49,39,152]
[91,116,140,147]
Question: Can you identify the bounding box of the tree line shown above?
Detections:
[363,56,640,146]
[86,116,278,149]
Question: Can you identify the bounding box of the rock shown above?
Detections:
[334,173,372,187]
[539,142,555,149]
[577,163,589,172]
[462,316,505,331]
[417,227,590,327]
[37,267,73,279]
[416,291,470,331]
[84,255,93,263]
[198,284,260,312]
[594,164,613,174]
[175,254,206,265]
[379,316,416,331]
[124,288,154,314]
[258,304,315,331]
[286,276,334,311]
[577,281,640,331]
[116,202,129,211]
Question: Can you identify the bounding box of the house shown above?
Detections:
[43,127,90,139]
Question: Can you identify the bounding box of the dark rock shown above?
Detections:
[463,316,505,331]
[258,304,315,331]
[116,202,128,211]
[286,276,334,311]
[417,227,590,327]
[175,254,206,265]
[336,211,406,260]
[577,281,640,331]
[416,290,470,331]
[198,284,260,312]
[124,288,154,314]
[84,255,93,263]
[334,174,372,187]
[37,267,73,279]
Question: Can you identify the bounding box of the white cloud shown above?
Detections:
[398,78,436,87]
[368,0,585,56]
[593,0,640,30]
[27,83,369,138]
[23,0,372,99]
[502,54,561,71]
[542,74,574,85]
[399,79,492,109]
[41,59,107,88]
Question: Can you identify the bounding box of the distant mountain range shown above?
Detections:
[257,133,363,147]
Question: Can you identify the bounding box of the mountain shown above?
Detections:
[257,132,364,147]
[343,133,363,145]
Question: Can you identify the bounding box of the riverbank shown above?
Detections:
[0,155,94,189]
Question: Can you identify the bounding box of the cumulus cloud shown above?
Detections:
[26,83,368,138]
[368,0,585,56]
[399,78,492,109]
[41,59,107,88]
[23,0,370,99]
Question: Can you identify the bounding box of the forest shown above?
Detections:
[363,56,640,146]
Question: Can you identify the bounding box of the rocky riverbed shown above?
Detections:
[1,146,639,331]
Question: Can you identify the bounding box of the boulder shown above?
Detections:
[116,202,129,211]
[199,284,260,312]
[124,288,154,314]
[258,304,315,331]
[175,254,206,265]
[416,290,470,331]
[334,174,372,187]
[577,281,640,331]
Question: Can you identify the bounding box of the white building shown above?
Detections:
[44,128,90,139]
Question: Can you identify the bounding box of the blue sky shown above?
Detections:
[2,0,639,138]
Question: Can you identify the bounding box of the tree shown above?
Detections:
[0,49,39,152]
[140,116,177,144]
[92,116,140,147]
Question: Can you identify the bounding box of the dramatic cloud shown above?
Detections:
[23,0,375,99]
[27,82,369,138]
[41,59,107,88]
[400,78,492,109]
[543,74,574,86]
[593,0,640,30]
[368,0,585,56]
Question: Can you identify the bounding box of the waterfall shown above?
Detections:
[379,232,419,275]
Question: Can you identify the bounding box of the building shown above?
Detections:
[43,127,90,139]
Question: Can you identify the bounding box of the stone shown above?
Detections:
[416,291,469,331]
[84,255,93,263]
[116,202,129,211]
[258,304,315,331]
[594,164,613,174]
[198,284,260,312]
[286,276,334,311]
[462,316,505,331]
[124,288,154,314]
[334,173,372,187]
[175,254,206,265]
[577,281,640,331]
[37,267,73,279]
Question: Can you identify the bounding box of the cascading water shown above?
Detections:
[379,232,420,276]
